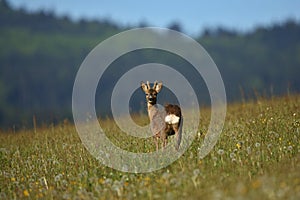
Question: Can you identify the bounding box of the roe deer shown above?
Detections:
[141,81,182,151]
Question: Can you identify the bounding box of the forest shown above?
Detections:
[0,0,300,128]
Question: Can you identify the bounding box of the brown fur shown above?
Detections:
[164,104,181,120]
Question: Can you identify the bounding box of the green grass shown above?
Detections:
[1,95,300,199]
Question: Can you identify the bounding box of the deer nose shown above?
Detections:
[148,95,155,101]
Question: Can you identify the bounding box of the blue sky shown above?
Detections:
[8,0,300,36]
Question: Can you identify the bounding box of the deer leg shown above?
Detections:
[160,130,168,150]
[176,117,183,150]
[163,136,168,150]
[173,124,182,151]
[153,136,159,151]
[174,130,179,150]
[175,131,180,150]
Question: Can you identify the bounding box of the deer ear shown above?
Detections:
[141,81,148,92]
[155,81,163,93]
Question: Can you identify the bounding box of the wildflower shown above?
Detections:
[193,169,200,177]
[98,178,105,184]
[230,152,236,159]
[217,149,224,155]
[251,179,261,189]
[197,132,201,137]
[104,178,112,185]
[144,176,151,181]
[287,146,293,151]
[236,141,243,149]
[23,189,30,197]
[255,142,261,148]
[247,146,251,155]
[162,172,170,180]
[11,177,16,182]
[54,174,62,182]
[198,160,202,165]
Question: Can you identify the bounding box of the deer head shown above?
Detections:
[141,81,163,105]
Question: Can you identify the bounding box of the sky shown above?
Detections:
[8,0,300,36]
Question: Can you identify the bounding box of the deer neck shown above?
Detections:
[147,103,157,121]
[147,103,153,119]
[147,102,153,111]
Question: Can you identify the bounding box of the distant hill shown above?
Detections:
[198,23,300,100]
[0,0,300,128]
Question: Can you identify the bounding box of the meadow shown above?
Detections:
[0,95,299,199]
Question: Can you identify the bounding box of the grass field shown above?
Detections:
[1,95,300,199]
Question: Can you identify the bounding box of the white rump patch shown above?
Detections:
[165,114,180,124]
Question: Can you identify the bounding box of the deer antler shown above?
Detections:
[153,81,158,89]
[146,81,150,89]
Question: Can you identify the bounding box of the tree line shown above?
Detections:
[0,0,299,129]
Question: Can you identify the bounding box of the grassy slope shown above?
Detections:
[0,95,299,199]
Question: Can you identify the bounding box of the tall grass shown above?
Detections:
[0,95,299,199]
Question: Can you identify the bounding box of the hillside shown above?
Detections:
[0,0,300,128]
[0,95,299,199]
